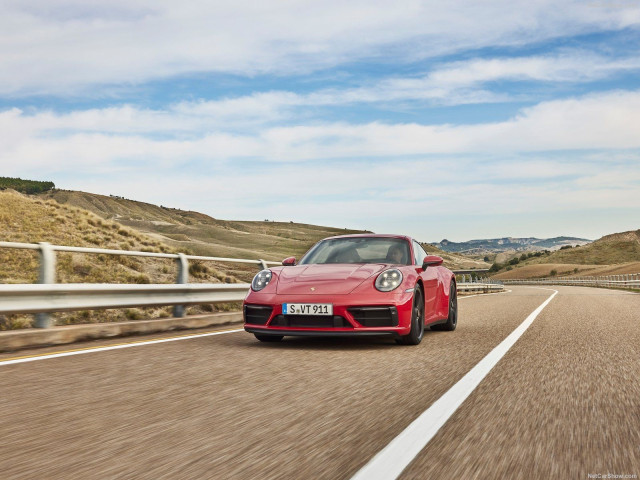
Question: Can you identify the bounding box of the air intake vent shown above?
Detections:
[270,315,352,328]
[244,305,273,325]
[348,307,398,327]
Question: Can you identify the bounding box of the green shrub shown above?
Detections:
[189,261,209,277]
[125,309,143,320]
[0,176,55,194]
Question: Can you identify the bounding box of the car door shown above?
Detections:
[413,240,439,322]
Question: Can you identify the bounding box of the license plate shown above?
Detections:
[282,303,333,316]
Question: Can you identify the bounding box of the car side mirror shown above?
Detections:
[422,255,443,270]
[282,257,296,266]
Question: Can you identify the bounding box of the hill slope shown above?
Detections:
[491,262,640,280]
[41,190,486,272]
[542,230,640,265]
[41,190,368,263]
[490,229,640,279]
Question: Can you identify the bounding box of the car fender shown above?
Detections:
[434,269,454,319]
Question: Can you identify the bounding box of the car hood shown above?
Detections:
[275,264,389,295]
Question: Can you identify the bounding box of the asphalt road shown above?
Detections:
[1,286,638,479]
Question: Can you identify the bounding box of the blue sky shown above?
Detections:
[1,1,639,243]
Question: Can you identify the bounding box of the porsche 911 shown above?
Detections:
[243,234,457,345]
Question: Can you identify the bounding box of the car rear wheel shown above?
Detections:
[396,287,425,345]
[254,333,284,342]
[433,282,457,331]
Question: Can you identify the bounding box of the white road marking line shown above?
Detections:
[458,289,512,299]
[351,288,558,480]
[0,329,244,366]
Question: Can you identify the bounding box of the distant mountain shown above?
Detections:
[420,243,491,271]
[434,236,592,255]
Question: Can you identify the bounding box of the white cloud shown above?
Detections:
[247,90,640,159]
[425,52,640,86]
[0,0,639,95]
[2,89,640,173]
[2,49,638,143]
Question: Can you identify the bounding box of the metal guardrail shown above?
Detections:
[502,275,640,289]
[452,269,490,275]
[0,241,506,328]
[0,283,251,315]
[457,283,505,293]
[0,241,281,268]
[0,241,280,328]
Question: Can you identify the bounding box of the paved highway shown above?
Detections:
[1,286,638,479]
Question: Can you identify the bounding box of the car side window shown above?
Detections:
[412,241,422,265]
[413,241,428,265]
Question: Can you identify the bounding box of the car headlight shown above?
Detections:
[375,269,403,292]
[251,269,273,291]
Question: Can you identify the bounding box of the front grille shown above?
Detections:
[270,315,352,328]
[244,305,273,325]
[348,307,398,327]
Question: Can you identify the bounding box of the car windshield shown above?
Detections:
[299,237,411,265]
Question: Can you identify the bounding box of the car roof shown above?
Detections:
[322,233,413,242]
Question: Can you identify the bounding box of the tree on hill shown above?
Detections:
[0,177,55,194]
[489,262,502,273]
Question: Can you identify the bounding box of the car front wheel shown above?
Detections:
[433,282,457,331]
[396,287,425,345]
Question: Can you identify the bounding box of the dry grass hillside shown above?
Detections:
[43,189,487,274]
[490,229,640,279]
[40,190,490,274]
[0,190,240,329]
[41,190,372,278]
[540,229,640,265]
[492,262,640,280]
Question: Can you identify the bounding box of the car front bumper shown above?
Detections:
[243,291,415,336]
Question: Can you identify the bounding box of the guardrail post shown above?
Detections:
[259,259,268,270]
[34,242,56,328]
[173,253,189,318]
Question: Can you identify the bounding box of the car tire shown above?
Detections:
[396,287,425,345]
[433,282,457,331]
[254,334,284,342]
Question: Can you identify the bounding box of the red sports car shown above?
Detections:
[243,234,457,345]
